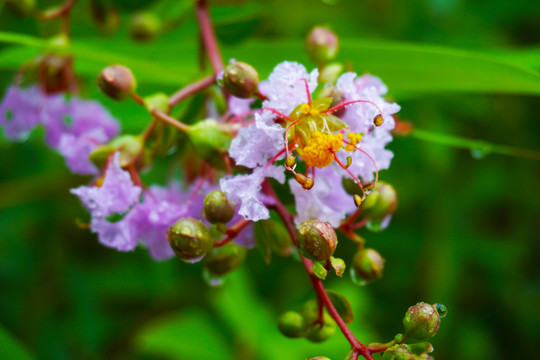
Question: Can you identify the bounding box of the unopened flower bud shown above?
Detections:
[362,182,397,220]
[167,218,213,262]
[278,311,304,338]
[382,344,412,360]
[402,302,443,340]
[98,65,137,100]
[306,319,336,343]
[39,55,74,94]
[129,12,162,42]
[222,61,260,98]
[319,62,344,84]
[90,135,143,168]
[351,248,384,284]
[306,26,339,65]
[297,220,337,261]
[203,243,246,276]
[4,0,35,17]
[187,119,232,169]
[202,191,236,224]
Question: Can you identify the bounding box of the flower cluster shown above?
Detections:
[0,85,119,174]
[70,153,253,260]
[221,62,400,227]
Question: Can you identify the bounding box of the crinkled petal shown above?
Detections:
[229,113,285,168]
[90,215,137,252]
[57,129,108,175]
[263,62,319,116]
[70,153,141,218]
[220,165,285,222]
[0,86,44,140]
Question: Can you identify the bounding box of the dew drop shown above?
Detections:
[216,77,223,87]
[184,255,205,263]
[470,147,491,160]
[350,268,367,286]
[203,268,224,287]
[434,303,447,318]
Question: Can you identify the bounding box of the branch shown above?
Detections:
[262,180,374,360]
[195,0,224,74]
[169,74,216,108]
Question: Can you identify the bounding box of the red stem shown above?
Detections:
[262,181,374,360]
[195,0,224,74]
[169,75,216,108]
[214,218,252,247]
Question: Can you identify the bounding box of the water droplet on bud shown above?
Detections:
[434,303,448,318]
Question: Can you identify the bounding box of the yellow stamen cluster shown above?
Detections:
[298,131,344,168]
[345,132,363,151]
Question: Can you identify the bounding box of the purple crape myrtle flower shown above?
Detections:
[0,86,46,141]
[0,85,120,175]
[223,61,400,226]
[42,95,120,175]
[71,153,142,251]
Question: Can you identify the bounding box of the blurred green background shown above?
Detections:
[1,0,539,359]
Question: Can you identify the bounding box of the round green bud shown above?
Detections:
[203,243,246,276]
[351,248,385,284]
[300,299,319,329]
[89,135,143,168]
[167,218,213,262]
[402,302,442,341]
[382,344,412,360]
[129,12,162,42]
[5,0,35,17]
[306,320,336,343]
[202,191,236,224]
[297,220,338,261]
[362,182,397,221]
[277,311,304,338]
[98,65,137,101]
[222,61,260,98]
[306,26,339,65]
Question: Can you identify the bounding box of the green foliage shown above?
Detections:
[0,1,539,360]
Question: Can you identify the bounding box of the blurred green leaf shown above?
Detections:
[0,323,34,360]
[135,310,231,360]
[326,290,354,324]
[408,128,540,160]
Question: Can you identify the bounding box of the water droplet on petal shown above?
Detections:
[184,255,205,263]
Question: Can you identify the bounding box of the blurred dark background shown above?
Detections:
[0,0,539,359]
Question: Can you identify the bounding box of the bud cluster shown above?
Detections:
[278,299,336,343]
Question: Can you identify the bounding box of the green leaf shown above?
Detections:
[312,261,328,280]
[0,323,34,360]
[223,39,540,96]
[326,290,354,324]
[135,310,232,360]
[408,128,540,160]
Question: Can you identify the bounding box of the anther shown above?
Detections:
[374,114,384,127]
[353,194,363,207]
[301,104,310,114]
[295,173,314,190]
[286,155,296,168]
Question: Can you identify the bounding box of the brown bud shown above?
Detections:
[294,173,314,190]
[98,65,137,101]
[374,114,384,127]
[297,220,338,261]
[222,61,260,98]
[306,26,339,65]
